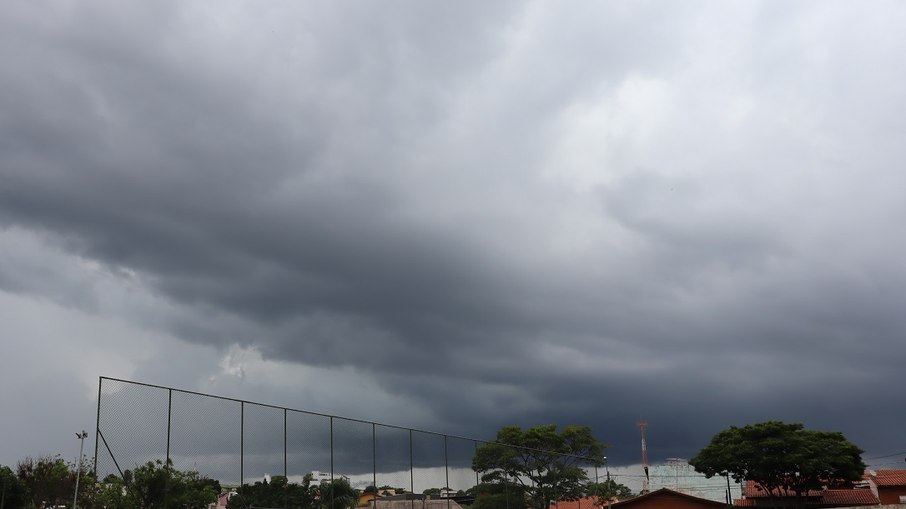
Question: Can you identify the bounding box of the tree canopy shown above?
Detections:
[317,478,359,509]
[16,455,88,509]
[1,464,29,509]
[226,474,315,509]
[98,459,219,509]
[585,479,633,501]
[472,424,605,509]
[690,421,865,509]
[469,481,527,509]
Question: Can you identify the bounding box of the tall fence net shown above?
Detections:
[94,377,605,509]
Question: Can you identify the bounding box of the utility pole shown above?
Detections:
[637,421,649,494]
[74,430,88,509]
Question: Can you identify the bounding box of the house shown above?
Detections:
[648,459,743,503]
[867,470,906,504]
[359,492,378,507]
[606,488,729,509]
[310,470,349,484]
[550,496,608,509]
[734,480,879,508]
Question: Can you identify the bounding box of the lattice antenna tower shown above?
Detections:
[638,420,649,493]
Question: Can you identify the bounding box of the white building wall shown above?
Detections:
[647,458,742,503]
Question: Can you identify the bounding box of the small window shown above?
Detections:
[899,495,906,503]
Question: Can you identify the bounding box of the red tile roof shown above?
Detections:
[870,470,906,487]
[551,497,604,509]
[738,481,879,507]
[743,481,822,498]
[819,489,879,506]
[610,488,726,509]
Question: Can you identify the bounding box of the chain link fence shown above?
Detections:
[94,377,605,509]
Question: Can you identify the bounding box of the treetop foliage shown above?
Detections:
[472,424,606,509]
[690,421,865,509]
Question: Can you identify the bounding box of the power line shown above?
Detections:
[866,461,906,468]
[865,451,906,461]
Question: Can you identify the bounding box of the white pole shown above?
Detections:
[74,430,87,509]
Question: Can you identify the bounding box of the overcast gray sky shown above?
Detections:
[2,0,906,478]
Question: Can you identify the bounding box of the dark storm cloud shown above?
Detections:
[2,0,906,468]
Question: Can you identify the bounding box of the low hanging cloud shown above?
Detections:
[2,0,906,470]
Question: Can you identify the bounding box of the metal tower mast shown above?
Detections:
[638,421,649,493]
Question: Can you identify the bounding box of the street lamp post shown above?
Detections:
[74,430,88,509]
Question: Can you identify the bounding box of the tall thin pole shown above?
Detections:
[284,409,288,478]
[93,378,101,481]
[594,465,599,501]
[330,417,335,509]
[285,409,288,509]
[409,430,414,509]
[637,421,649,493]
[74,430,87,509]
[474,441,480,489]
[330,417,334,481]
[444,435,450,509]
[166,389,172,465]
[726,474,732,508]
[372,423,377,494]
[240,402,245,491]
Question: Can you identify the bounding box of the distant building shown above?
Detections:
[610,488,728,509]
[648,458,741,503]
[867,470,906,504]
[439,488,457,499]
[550,496,608,509]
[311,470,349,484]
[734,480,879,508]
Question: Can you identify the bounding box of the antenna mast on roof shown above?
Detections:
[638,420,649,494]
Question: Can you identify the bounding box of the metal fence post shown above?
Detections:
[330,416,335,509]
[284,408,288,509]
[166,389,172,465]
[474,440,479,488]
[372,423,377,495]
[330,417,334,481]
[409,429,414,509]
[240,401,245,492]
[283,408,288,478]
[93,378,102,481]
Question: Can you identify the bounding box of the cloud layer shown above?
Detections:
[2,0,906,473]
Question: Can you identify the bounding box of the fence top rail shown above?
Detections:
[99,376,606,463]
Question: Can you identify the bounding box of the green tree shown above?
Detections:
[96,474,132,508]
[423,488,441,497]
[98,459,218,509]
[585,479,633,501]
[690,421,865,509]
[1,465,29,509]
[472,425,605,509]
[17,455,73,508]
[470,481,526,509]
[228,474,315,509]
[318,479,358,509]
